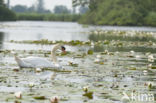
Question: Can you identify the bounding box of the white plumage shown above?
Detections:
[15,57,56,68]
[14,44,65,68]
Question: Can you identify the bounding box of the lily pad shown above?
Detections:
[151,66,156,69]
[83,92,93,99]
[33,96,46,100]
[87,50,93,55]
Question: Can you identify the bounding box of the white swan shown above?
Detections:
[14,44,66,68]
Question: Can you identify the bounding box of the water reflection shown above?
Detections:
[0,21,89,41]
[0,32,4,49]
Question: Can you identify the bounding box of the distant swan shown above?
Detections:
[14,44,66,68]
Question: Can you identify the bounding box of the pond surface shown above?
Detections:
[0,21,156,50]
[0,21,156,103]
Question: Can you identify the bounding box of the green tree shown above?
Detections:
[0,0,4,6]
[0,0,16,21]
[27,5,35,12]
[12,5,28,13]
[79,6,88,14]
[72,0,89,7]
[54,5,70,14]
[78,0,156,26]
[144,12,156,26]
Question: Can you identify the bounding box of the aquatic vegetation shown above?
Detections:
[35,68,42,72]
[14,100,21,103]
[82,86,93,99]
[94,58,100,63]
[49,96,59,103]
[73,53,86,58]
[1,30,156,103]
[82,24,89,28]
[87,49,93,55]
[96,54,102,59]
[151,66,156,69]
[33,96,46,100]
[14,92,22,99]
[43,68,71,73]
[148,54,155,62]
[148,82,153,90]
[59,51,71,56]
[68,62,78,67]
[147,82,156,91]
[83,86,88,92]
[10,39,91,46]
[28,82,35,88]
[94,55,104,65]
[69,40,83,46]
[128,67,137,70]
[83,91,93,99]
[89,30,156,49]
[9,31,156,55]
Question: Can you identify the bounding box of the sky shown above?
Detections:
[4,0,73,11]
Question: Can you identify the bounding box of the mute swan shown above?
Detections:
[14,44,66,68]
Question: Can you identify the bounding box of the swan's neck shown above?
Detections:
[51,45,60,63]
[51,50,57,63]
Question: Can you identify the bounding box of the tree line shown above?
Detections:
[0,0,87,21]
[11,4,88,14]
[77,0,156,26]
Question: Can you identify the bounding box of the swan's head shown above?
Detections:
[52,44,66,53]
[61,46,66,53]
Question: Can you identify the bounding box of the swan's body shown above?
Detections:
[14,44,66,68]
[15,56,56,68]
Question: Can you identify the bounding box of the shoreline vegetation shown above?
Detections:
[0,6,16,21]
[10,30,156,45]
[16,13,81,22]
[77,0,156,27]
[1,12,156,27]
[12,12,156,27]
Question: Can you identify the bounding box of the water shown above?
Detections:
[0,21,155,50]
[0,21,156,103]
[0,21,156,41]
[0,21,89,41]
